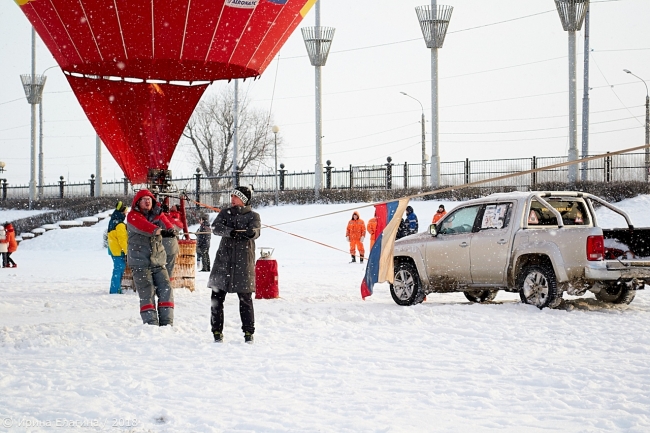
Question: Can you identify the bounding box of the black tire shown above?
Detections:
[464,290,498,303]
[517,264,559,309]
[595,281,636,305]
[390,262,425,306]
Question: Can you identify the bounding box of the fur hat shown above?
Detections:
[115,200,127,212]
[231,186,253,205]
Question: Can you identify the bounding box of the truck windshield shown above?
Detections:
[529,199,591,226]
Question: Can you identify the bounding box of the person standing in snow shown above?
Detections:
[367,212,378,249]
[127,190,177,326]
[0,224,8,268]
[107,201,128,294]
[3,223,17,268]
[405,206,419,236]
[432,204,447,224]
[346,211,366,263]
[208,186,261,344]
[196,213,212,272]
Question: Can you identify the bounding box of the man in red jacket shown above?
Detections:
[127,190,177,326]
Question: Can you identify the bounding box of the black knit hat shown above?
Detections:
[115,200,127,212]
[232,186,253,205]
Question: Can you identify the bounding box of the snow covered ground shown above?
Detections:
[1,198,649,432]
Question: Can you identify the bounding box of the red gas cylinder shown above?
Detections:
[255,248,278,299]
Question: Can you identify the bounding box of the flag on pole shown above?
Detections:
[361,198,410,299]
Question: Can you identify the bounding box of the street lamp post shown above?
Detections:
[554,0,589,184]
[400,92,426,187]
[415,1,453,188]
[301,1,335,199]
[272,125,280,205]
[38,65,59,199]
[19,27,47,209]
[0,161,6,201]
[624,69,650,182]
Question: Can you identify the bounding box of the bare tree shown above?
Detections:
[182,86,280,197]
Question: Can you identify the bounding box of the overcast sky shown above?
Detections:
[1,0,649,185]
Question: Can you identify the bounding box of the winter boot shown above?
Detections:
[213,332,223,343]
[360,257,364,264]
[350,255,356,263]
[244,332,254,344]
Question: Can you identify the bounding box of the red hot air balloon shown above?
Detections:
[16,0,316,183]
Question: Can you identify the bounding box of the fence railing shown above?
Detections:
[2,152,648,205]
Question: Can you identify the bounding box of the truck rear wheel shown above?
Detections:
[463,290,498,303]
[517,264,559,309]
[595,281,636,305]
[390,262,425,306]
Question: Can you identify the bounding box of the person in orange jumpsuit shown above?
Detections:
[432,204,447,224]
[346,211,366,263]
[367,213,378,249]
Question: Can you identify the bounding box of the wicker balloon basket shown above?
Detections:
[121,264,135,292]
[172,239,197,292]
[120,239,196,292]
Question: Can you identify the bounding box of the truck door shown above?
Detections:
[470,202,514,285]
[426,205,481,288]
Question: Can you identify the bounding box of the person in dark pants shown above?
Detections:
[196,214,212,272]
[107,201,128,294]
[127,190,177,326]
[208,186,261,344]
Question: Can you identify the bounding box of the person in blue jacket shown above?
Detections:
[405,205,419,235]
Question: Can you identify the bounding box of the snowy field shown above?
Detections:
[1,197,649,432]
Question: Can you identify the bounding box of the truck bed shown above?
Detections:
[603,228,650,259]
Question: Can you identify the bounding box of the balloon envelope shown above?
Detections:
[17,0,315,183]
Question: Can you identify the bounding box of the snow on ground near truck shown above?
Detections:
[1,197,649,432]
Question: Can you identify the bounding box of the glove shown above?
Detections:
[160,229,176,238]
[361,237,365,242]
[230,230,247,240]
[244,228,256,239]
[346,236,349,242]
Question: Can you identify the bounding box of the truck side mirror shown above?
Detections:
[429,224,438,236]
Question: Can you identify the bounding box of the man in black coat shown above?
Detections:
[196,214,211,272]
[207,186,261,344]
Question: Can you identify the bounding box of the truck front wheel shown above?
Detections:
[390,262,425,306]
[595,281,636,305]
[517,264,559,309]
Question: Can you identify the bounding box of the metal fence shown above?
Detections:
[2,152,648,204]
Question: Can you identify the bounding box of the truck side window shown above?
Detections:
[530,199,591,226]
[479,203,512,230]
[439,205,480,235]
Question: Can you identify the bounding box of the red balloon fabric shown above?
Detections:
[16,0,315,182]
[68,77,207,183]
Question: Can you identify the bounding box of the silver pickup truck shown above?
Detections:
[391,191,650,309]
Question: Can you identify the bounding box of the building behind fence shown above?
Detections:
[2,152,648,207]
